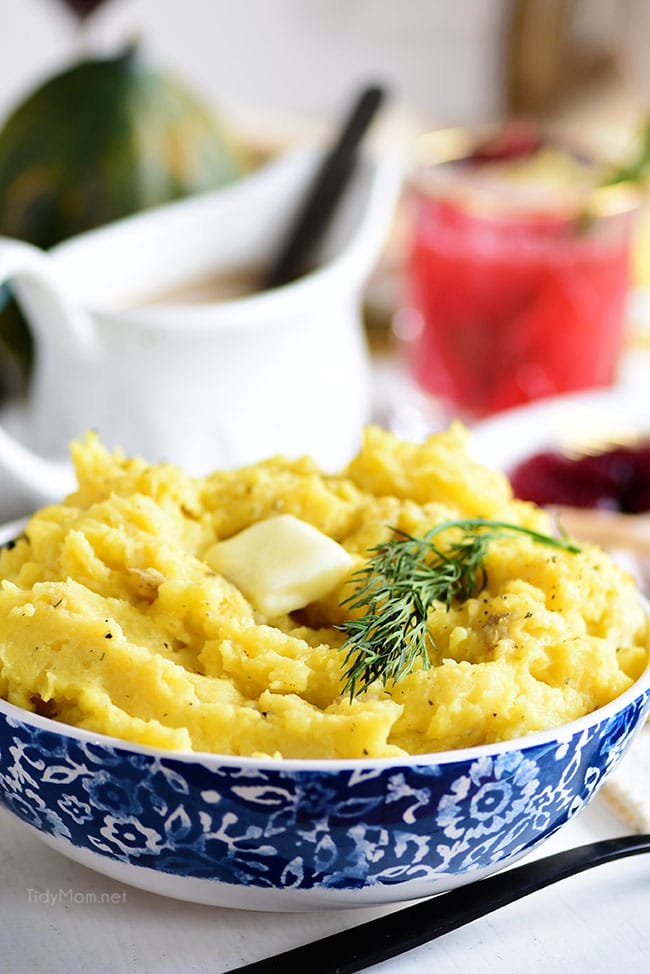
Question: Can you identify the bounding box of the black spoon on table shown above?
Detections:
[228,833,650,973]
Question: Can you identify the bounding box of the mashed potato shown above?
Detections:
[0,424,647,759]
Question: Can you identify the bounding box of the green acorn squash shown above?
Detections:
[0,44,250,365]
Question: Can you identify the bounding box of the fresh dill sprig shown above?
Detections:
[339,518,580,699]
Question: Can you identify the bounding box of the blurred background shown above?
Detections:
[5,0,650,156]
[3,0,650,432]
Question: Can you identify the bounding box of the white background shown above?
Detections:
[1,0,511,128]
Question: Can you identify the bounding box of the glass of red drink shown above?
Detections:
[401,127,640,422]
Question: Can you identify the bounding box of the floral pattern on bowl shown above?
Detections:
[1,671,648,910]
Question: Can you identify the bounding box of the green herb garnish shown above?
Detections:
[605,115,650,187]
[339,518,580,699]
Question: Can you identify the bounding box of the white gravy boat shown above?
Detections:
[0,147,401,518]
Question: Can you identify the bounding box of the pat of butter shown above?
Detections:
[205,514,353,616]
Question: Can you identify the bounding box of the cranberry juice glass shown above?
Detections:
[403,138,639,421]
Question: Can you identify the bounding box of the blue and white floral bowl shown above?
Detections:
[1,658,649,911]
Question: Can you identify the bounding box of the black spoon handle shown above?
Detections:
[262,84,386,290]
[229,833,650,974]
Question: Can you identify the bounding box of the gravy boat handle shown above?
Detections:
[0,236,97,353]
[0,237,87,499]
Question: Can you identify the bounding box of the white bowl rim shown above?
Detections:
[0,641,648,774]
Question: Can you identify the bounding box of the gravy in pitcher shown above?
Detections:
[130,268,262,308]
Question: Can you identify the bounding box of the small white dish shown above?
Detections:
[468,386,649,473]
[469,385,650,593]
